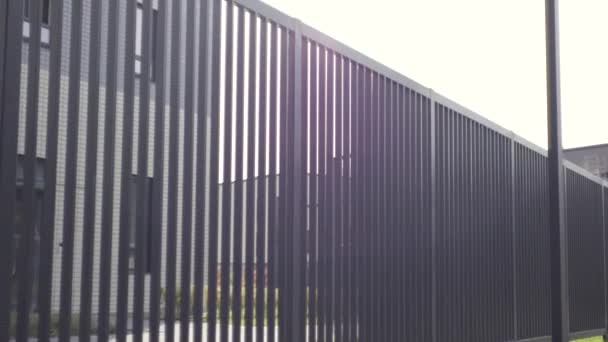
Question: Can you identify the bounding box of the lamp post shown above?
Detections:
[545,0,569,341]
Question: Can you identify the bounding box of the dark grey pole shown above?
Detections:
[545,0,569,341]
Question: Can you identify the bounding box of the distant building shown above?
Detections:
[564,144,608,179]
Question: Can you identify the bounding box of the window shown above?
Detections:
[23,0,51,25]
[135,1,158,81]
[128,175,154,274]
[12,156,45,312]
[22,0,51,45]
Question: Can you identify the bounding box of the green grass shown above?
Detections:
[573,337,603,342]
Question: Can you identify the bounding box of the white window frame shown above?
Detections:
[22,0,51,45]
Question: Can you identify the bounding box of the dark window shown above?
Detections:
[23,0,51,26]
[135,2,158,81]
[12,156,45,312]
[23,0,29,18]
[128,175,154,274]
[151,9,158,80]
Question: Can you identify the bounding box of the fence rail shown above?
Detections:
[1,0,608,341]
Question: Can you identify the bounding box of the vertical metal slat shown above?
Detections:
[58,0,84,338]
[179,0,197,338]
[78,0,103,338]
[219,1,235,340]
[116,0,137,338]
[193,0,211,340]
[255,16,267,342]
[207,0,223,339]
[0,1,22,340]
[316,45,326,342]
[267,19,279,342]
[97,0,120,338]
[306,41,318,342]
[277,25,290,342]
[149,0,168,339]
[325,48,335,342]
[334,53,343,342]
[37,0,64,339]
[231,6,246,341]
[164,0,183,338]
[243,9,257,342]
[290,27,307,341]
[133,0,153,340]
[130,0,152,341]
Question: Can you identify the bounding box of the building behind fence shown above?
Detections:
[1,0,608,341]
[565,144,608,180]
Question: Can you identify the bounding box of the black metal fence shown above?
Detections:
[1,0,607,341]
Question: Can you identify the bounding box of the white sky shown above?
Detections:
[259,0,608,149]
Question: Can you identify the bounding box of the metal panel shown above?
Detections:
[514,143,552,339]
[435,106,514,342]
[566,169,605,332]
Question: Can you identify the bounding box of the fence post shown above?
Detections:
[602,184,607,333]
[0,0,6,338]
[511,135,518,341]
[545,0,570,340]
[429,89,437,342]
[0,1,24,340]
[289,18,307,342]
[0,0,5,113]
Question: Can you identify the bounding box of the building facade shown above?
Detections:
[14,0,208,317]
[564,144,608,180]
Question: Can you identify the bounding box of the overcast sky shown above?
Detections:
[259,0,608,149]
